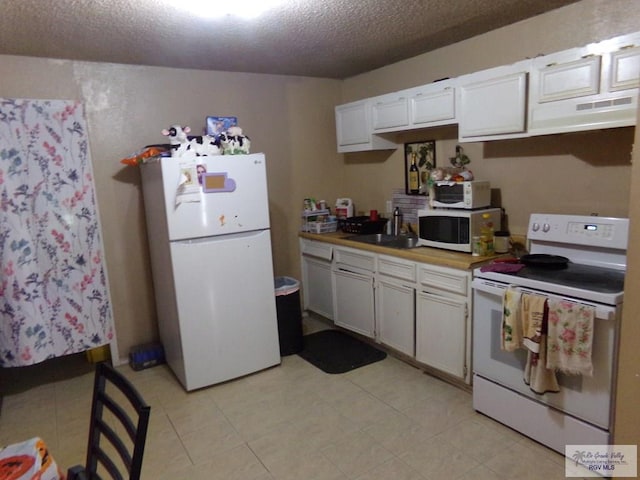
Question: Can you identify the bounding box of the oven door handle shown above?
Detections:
[471,278,507,296]
[471,278,617,321]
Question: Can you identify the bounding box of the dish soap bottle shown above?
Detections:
[480,213,495,255]
[409,153,420,194]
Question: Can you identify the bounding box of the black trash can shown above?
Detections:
[274,276,303,356]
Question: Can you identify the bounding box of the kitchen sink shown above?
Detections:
[345,233,421,250]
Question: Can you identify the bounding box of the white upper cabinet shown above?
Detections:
[409,79,457,128]
[335,99,397,153]
[457,59,531,142]
[335,30,639,151]
[370,80,457,134]
[529,31,640,136]
[535,54,602,103]
[371,91,410,132]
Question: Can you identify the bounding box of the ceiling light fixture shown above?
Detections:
[167,0,288,19]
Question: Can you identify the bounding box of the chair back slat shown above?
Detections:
[68,361,151,480]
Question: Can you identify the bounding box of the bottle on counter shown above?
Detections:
[480,213,495,255]
[409,153,420,194]
[392,207,402,236]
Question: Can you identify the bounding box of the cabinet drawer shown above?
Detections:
[378,254,416,282]
[334,247,376,272]
[301,240,333,261]
[418,263,469,296]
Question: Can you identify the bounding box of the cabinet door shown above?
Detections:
[610,45,640,91]
[302,255,334,320]
[335,100,397,153]
[415,290,467,380]
[535,55,601,103]
[371,92,410,131]
[377,277,415,356]
[410,84,456,127]
[335,101,370,147]
[458,64,529,140]
[333,269,375,338]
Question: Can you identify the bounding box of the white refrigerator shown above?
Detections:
[140,153,281,391]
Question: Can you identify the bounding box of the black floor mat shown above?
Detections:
[298,329,387,374]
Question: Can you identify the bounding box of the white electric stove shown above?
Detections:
[471,213,629,454]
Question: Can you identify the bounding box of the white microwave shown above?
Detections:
[431,180,491,209]
[417,207,501,252]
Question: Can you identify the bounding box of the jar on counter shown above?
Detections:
[472,236,482,256]
[494,231,511,254]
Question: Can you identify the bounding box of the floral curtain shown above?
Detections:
[0,98,114,367]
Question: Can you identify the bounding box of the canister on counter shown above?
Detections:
[494,231,511,253]
[472,236,482,256]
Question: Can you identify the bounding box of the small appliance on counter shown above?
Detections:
[431,180,491,209]
[417,207,501,252]
[335,198,354,219]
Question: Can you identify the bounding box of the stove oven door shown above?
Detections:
[472,278,618,430]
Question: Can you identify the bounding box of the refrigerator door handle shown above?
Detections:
[173,229,269,245]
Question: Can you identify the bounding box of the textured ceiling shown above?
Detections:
[0,0,580,79]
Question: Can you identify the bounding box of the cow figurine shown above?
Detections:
[219,126,251,155]
[161,125,221,157]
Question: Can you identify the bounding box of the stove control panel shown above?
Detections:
[528,214,629,250]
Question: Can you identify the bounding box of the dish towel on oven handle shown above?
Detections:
[501,286,523,352]
[546,298,595,376]
[521,293,560,394]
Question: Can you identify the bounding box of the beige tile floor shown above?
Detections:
[0,317,586,480]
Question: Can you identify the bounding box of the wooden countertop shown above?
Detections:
[299,231,499,270]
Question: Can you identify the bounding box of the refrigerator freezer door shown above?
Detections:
[154,153,271,241]
[168,228,281,390]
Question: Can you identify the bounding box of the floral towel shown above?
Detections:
[0,98,114,367]
[546,298,595,376]
[501,286,522,352]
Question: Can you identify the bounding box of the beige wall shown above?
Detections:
[0,56,343,361]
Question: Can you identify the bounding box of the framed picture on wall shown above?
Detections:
[404,140,436,195]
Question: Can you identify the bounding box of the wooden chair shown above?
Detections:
[67,361,151,480]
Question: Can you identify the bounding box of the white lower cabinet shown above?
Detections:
[332,247,376,338]
[415,289,468,380]
[299,240,472,383]
[415,263,471,383]
[300,239,334,320]
[377,277,415,356]
[302,256,334,320]
[333,268,375,338]
[376,254,416,356]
